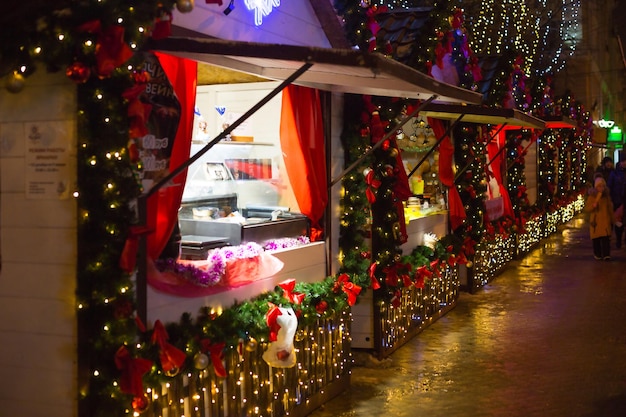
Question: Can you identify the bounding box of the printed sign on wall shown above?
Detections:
[25,121,74,199]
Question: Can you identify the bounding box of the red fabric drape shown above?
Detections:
[147,53,197,259]
[279,85,327,241]
[487,132,514,218]
[427,117,467,230]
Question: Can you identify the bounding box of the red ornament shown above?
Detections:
[65,62,91,83]
[315,300,328,314]
[276,349,291,361]
[132,394,150,414]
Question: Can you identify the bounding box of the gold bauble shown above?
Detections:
[176,0,195,13]
[5,71,25,94]
[294,330,305,342]
[164,366,180,377]
[193,352,209,370]
[246,337,258,352]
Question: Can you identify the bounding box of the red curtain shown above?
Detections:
[427,117,467,230]
[487,133,514,218]
[147,53,197,259]
[279,85,327,241]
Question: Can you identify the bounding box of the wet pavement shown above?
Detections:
[310,216,626,417]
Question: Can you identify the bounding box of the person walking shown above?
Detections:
[608,158,626,248]
[595,156,614,182]
[585,176,614,260]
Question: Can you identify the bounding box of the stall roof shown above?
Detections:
[417,103,546,129]
[542,115,577,128]
[145,37,482,104]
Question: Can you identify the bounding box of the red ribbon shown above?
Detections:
[278,279,305,305]
[335,273,362,306]
[200,339,227,378]
[415,265,432,288]
[151,320,187,374]
[119,225,154,273]
[266,303,282,342]
[114,346,153,397]
[368,263,381,290]
[365,169,381,204]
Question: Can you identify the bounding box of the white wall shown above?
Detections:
[0,71,77,417]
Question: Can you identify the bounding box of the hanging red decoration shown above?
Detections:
[151,320,187,376]
[131,394,151,414]
[200,338,227,377]
[333,273,362,306]
[65,61,91,83]
[114,346,153,398]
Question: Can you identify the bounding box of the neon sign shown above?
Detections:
[596,119,615,128]
[244,0,280,26]
[608,126,623,143]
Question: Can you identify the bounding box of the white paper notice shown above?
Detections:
[25,121,72,199]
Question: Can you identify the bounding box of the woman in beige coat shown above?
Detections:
[586,176,614,260]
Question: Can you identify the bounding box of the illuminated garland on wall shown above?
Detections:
[453,123,488,243]
[465,0,582,77]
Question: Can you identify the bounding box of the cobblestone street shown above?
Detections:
[310,216,626,417]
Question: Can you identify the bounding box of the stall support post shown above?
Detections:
[136,194,148,324]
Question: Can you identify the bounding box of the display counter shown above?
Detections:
[147,241,326,323]
[400,209,448,254]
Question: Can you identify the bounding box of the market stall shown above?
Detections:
[417,103,546,292]
[132,37,481,417]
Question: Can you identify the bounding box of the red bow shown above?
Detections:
[463,237,477,256]
[368,263,381,290]
[151,320,187,374]
[114,346,153,397]
[456,252,468,265]
[266,303,282,342]
[365,169,381,203]
[430,260,441,277]
[383,265,399,287]
[415,265,432,288]
[78,20,133,78]
[278,279,305,304]
[335,274,362,306]
[200,339,227,378]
